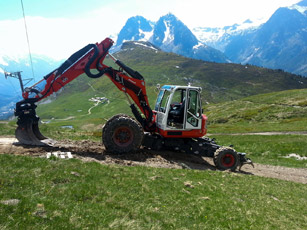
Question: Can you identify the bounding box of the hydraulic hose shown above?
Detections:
[84,44,108,79]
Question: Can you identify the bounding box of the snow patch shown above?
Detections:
[139,29,153,41]
[163,21,174,44]
[288,5,307,15]
[284,153,307,160]
[192,19,262,49]
[193,42,204,50]
[133,42,158,51]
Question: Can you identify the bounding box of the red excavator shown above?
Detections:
[14,37,253,170]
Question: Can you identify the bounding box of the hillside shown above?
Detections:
[33,42,307,134]
[205,88,307,133]
[116,42,307,105]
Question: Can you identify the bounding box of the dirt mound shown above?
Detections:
[0,137,306,184]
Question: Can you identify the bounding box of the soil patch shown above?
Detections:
[0,137,306,184]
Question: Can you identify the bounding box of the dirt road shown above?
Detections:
[0,137,306,184]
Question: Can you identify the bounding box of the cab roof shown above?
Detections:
[161,85,202,91]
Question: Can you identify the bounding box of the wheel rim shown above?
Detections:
[221,153,235,167]
[113,126,134,147]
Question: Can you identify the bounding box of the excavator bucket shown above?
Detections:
[15,100,54,146]
[15,117,49,146]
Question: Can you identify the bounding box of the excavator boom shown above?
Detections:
[15,37,153,146]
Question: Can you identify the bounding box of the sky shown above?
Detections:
[0,0,302,61]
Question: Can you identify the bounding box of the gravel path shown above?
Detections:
[0,137,306,184]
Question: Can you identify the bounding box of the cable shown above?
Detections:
[20,0,35,82]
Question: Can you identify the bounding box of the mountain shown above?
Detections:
[114,2,307,76]
[113,13,228,63]
[114,16,154,52]
[223,3,307,76]
[192,1,307,76]
[193,19,262,52]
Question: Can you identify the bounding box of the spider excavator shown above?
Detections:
[14,37,253,170]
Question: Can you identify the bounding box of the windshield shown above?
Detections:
[155,89,165,111]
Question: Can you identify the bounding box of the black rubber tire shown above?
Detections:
[103,113,129,124]
[102,115,144,154]
[214,147,239,171]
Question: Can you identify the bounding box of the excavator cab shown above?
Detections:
[154,85,207,138]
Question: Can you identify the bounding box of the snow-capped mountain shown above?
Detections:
[193,19,262,52]
[191,0,307,76]
[223,0,307,76]
[114,1,307,76]
[114,13,228,63]
[114,16,154,52]
[151,14,228,63]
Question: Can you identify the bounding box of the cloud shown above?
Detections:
[0,16,117,61]
[0,0,301,60]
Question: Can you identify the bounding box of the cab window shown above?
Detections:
[158,90,171,113]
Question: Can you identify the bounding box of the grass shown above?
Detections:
[0,122,15,136]
[0,154,306,229]
[206,89,307,133]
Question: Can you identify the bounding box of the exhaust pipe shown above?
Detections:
[15,99,54,146]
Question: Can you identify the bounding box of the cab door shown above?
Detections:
[155,89,171,130]
[185,89,202,129]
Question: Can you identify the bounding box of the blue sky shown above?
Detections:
[0,0,107,20]
[0,0,301,60]
[2,0,301,25]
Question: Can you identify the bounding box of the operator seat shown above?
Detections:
[168,99,185,123]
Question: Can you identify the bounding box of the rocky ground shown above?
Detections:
[0,137,306,184]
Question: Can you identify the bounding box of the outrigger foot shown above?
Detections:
[238,152,254,171]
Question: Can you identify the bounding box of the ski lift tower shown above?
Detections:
[4,71,33,92]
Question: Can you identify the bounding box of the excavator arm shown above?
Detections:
[15,37,154,146]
